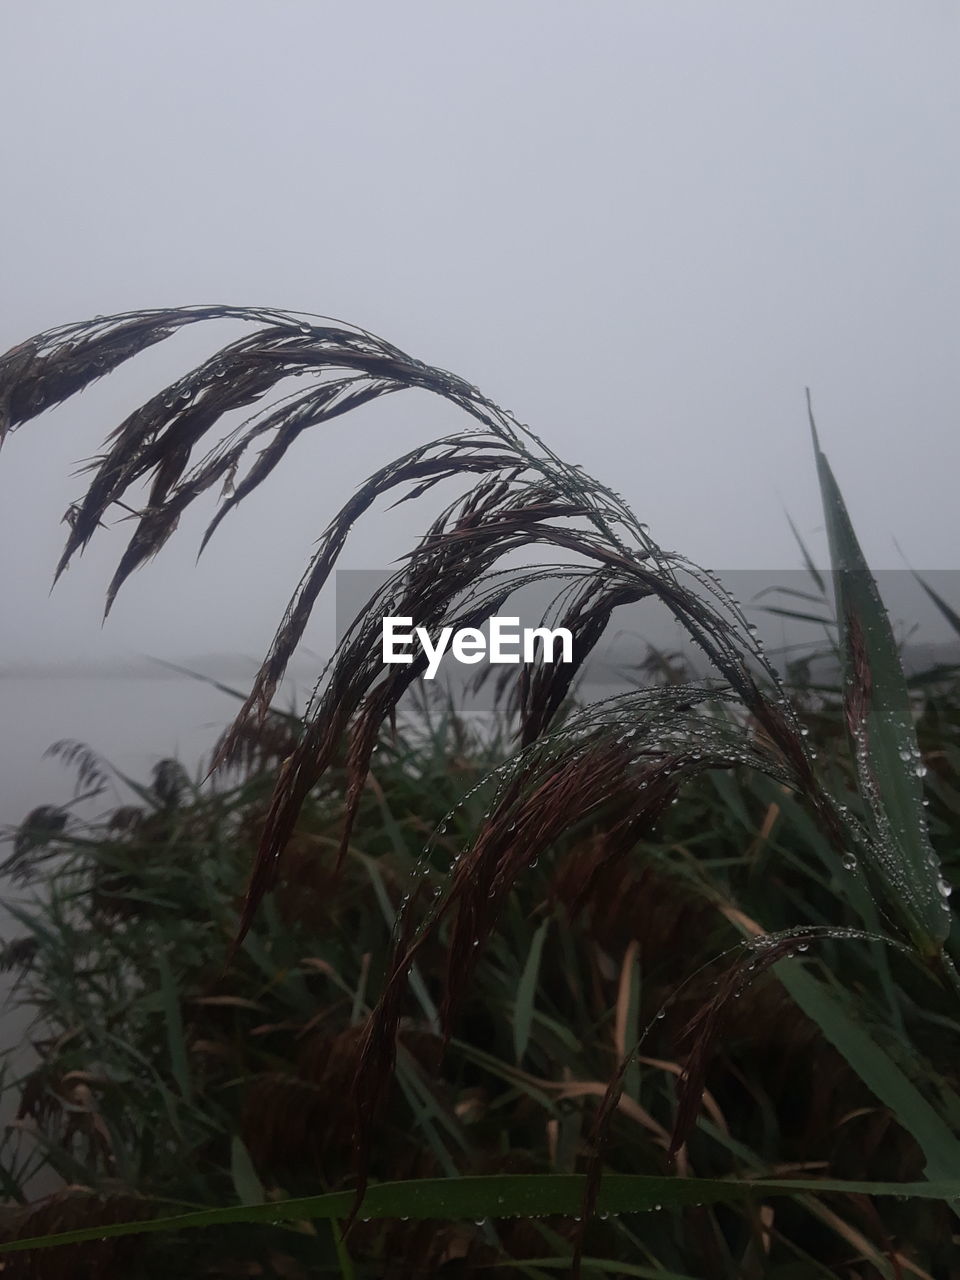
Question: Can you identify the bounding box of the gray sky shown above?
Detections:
[1,0,958,666]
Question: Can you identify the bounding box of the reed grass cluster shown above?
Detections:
[0,308,957,1277]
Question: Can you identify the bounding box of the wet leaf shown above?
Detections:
[809,393,950,954]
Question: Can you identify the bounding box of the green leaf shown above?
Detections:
[909,569,960,641]
[785,510,827,595]
[772,957,960,1203]
[362,855,440,1033]
[809,394,950,954]
[330,1217,357,1280]
[1,1174,957,1256]
[514,918,550,1063]
[229,1136,264,1206]
[154,940,192,1102]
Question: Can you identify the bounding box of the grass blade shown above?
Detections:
[514,918,550,1064]
[809,392,951,954]
[785,510,827,595]
[155,941,192,1103]
[1,1174,957,1256]
[773,958,960,1194]
[229,1136,264,1206]
[910,569,960,640]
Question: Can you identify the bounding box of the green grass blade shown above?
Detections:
[155,941,193,1103]
[514,918,550,1064]
[772,958,960,1193]
[785,510,827,595]
[229,1135,264,1206]
[1,1174,958,1256]
[909,569,960,640]
[809,394,951,954]
[363,856,441,1033]
[331,1218,357,1280]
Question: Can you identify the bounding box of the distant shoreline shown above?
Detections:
[0,655,267,680]
[3,640,959,683]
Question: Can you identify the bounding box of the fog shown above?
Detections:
[1,2,959,813]
[1,0,957,679]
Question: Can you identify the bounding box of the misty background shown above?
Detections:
[1,0,958,833]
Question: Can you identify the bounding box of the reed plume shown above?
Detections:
[3,305,949,1260]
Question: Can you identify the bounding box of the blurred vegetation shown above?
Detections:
[0,643,958,1278]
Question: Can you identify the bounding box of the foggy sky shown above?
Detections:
[1,0,957,667]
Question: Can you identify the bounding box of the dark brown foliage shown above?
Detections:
[0,1190,151,1279]
[0,306,885,1252]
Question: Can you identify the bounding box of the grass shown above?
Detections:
[0,306,957,1276]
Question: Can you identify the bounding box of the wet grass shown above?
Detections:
[0,307,958,1276]
[0,654,957,1277]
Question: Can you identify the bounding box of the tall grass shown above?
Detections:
[0,308,957,1275]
